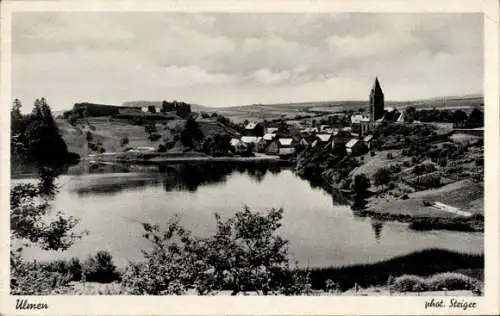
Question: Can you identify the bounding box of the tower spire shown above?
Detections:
[372,77,383,95]
[369,76,385,121]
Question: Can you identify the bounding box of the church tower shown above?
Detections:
[369,77,385,121]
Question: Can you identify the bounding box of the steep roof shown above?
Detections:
[245,122,260,130]
[241,136,261,144]
[263,133,277,141]
[316,134,332,142]
[346,138,359,148]
[279,138,294,146]
[371,77,383,95]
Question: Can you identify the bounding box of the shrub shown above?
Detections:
[425,272,479,291]
[86,131,93,142]
[11,263,71,295]
[158,144,167,152]
[122,208,313,296]
[373,167,391,188]
[389,275,427,292]
[120,136,129,147]
[423,200,433,207]
[68,257,83,281]
[148,133,162,142]
[351,173,371,195]
[82,251,120,283]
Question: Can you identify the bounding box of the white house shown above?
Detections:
[345,139,368,156]
[278,138,294,147]
[263,133,277,141]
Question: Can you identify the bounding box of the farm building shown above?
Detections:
[316,134,332,143]
[263,133,277,141]
[300,127,319,134]
[278,147,296,158]
[265,139,280,155]
[363,135,374,149]
[244,122,265,137]
[312,134,332,148]
[230,138,247,154]
[265,127,279,134]
[278,138,295,147]
[345,139,368,156]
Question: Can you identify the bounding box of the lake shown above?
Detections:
[17,162,483,268]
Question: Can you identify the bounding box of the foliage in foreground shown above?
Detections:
[10,166,86,295]
[389,272,481,293]
[122,207,312,295]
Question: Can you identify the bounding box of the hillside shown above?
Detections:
[122,100,209,112]
[56,115,240,157]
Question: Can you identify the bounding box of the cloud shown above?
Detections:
[11,12,483,109]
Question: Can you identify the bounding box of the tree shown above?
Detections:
[180,118,204,148]
[351,173,371,196]
[453,109,468,123]
[10,167,86,294]
[82,250,120,283]
[13,98,72,166]
[10,167,83,251]
[468,108,483,127]
[144,123,157,135]
[122,207,312,295]
[373,167,391,188]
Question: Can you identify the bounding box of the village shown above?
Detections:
[222,77,483,161]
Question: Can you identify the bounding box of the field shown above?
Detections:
[202,95,483,123]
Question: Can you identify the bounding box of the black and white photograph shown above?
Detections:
[1,0,499,315]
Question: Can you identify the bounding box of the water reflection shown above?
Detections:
[69,162,290,196]
[371,220,385,241]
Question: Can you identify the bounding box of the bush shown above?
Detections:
[120,136,129,147]
[82,251,120,283]
[425,272,479,291]
[148,133,161,142]
[158,144,167,152]
[389,275,426,292]
[351,173,371,195]
[86,131,93,142]
[423,200,433,206]
[122,208,313,296]
[373,167,391,188]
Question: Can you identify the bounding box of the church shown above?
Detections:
[351,77,385,136]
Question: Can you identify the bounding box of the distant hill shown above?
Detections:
[122,100,210,112]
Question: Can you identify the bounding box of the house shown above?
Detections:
[351,114,373,136]
[345,138,368,156]
[241,136,262,145]
[256,138,268,153]
[311,134,332,148]
[316,134,332,143]
[278,138,295,148]
[265,139,280,155]
[319,125,330,132]
[244,122,264,137]
[263,133,277,142]
[265,127,279,134]
[230,138,248,154]
[278,147,296,158]
[363,135,374,149]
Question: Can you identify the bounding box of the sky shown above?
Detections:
[12,12,483,111]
